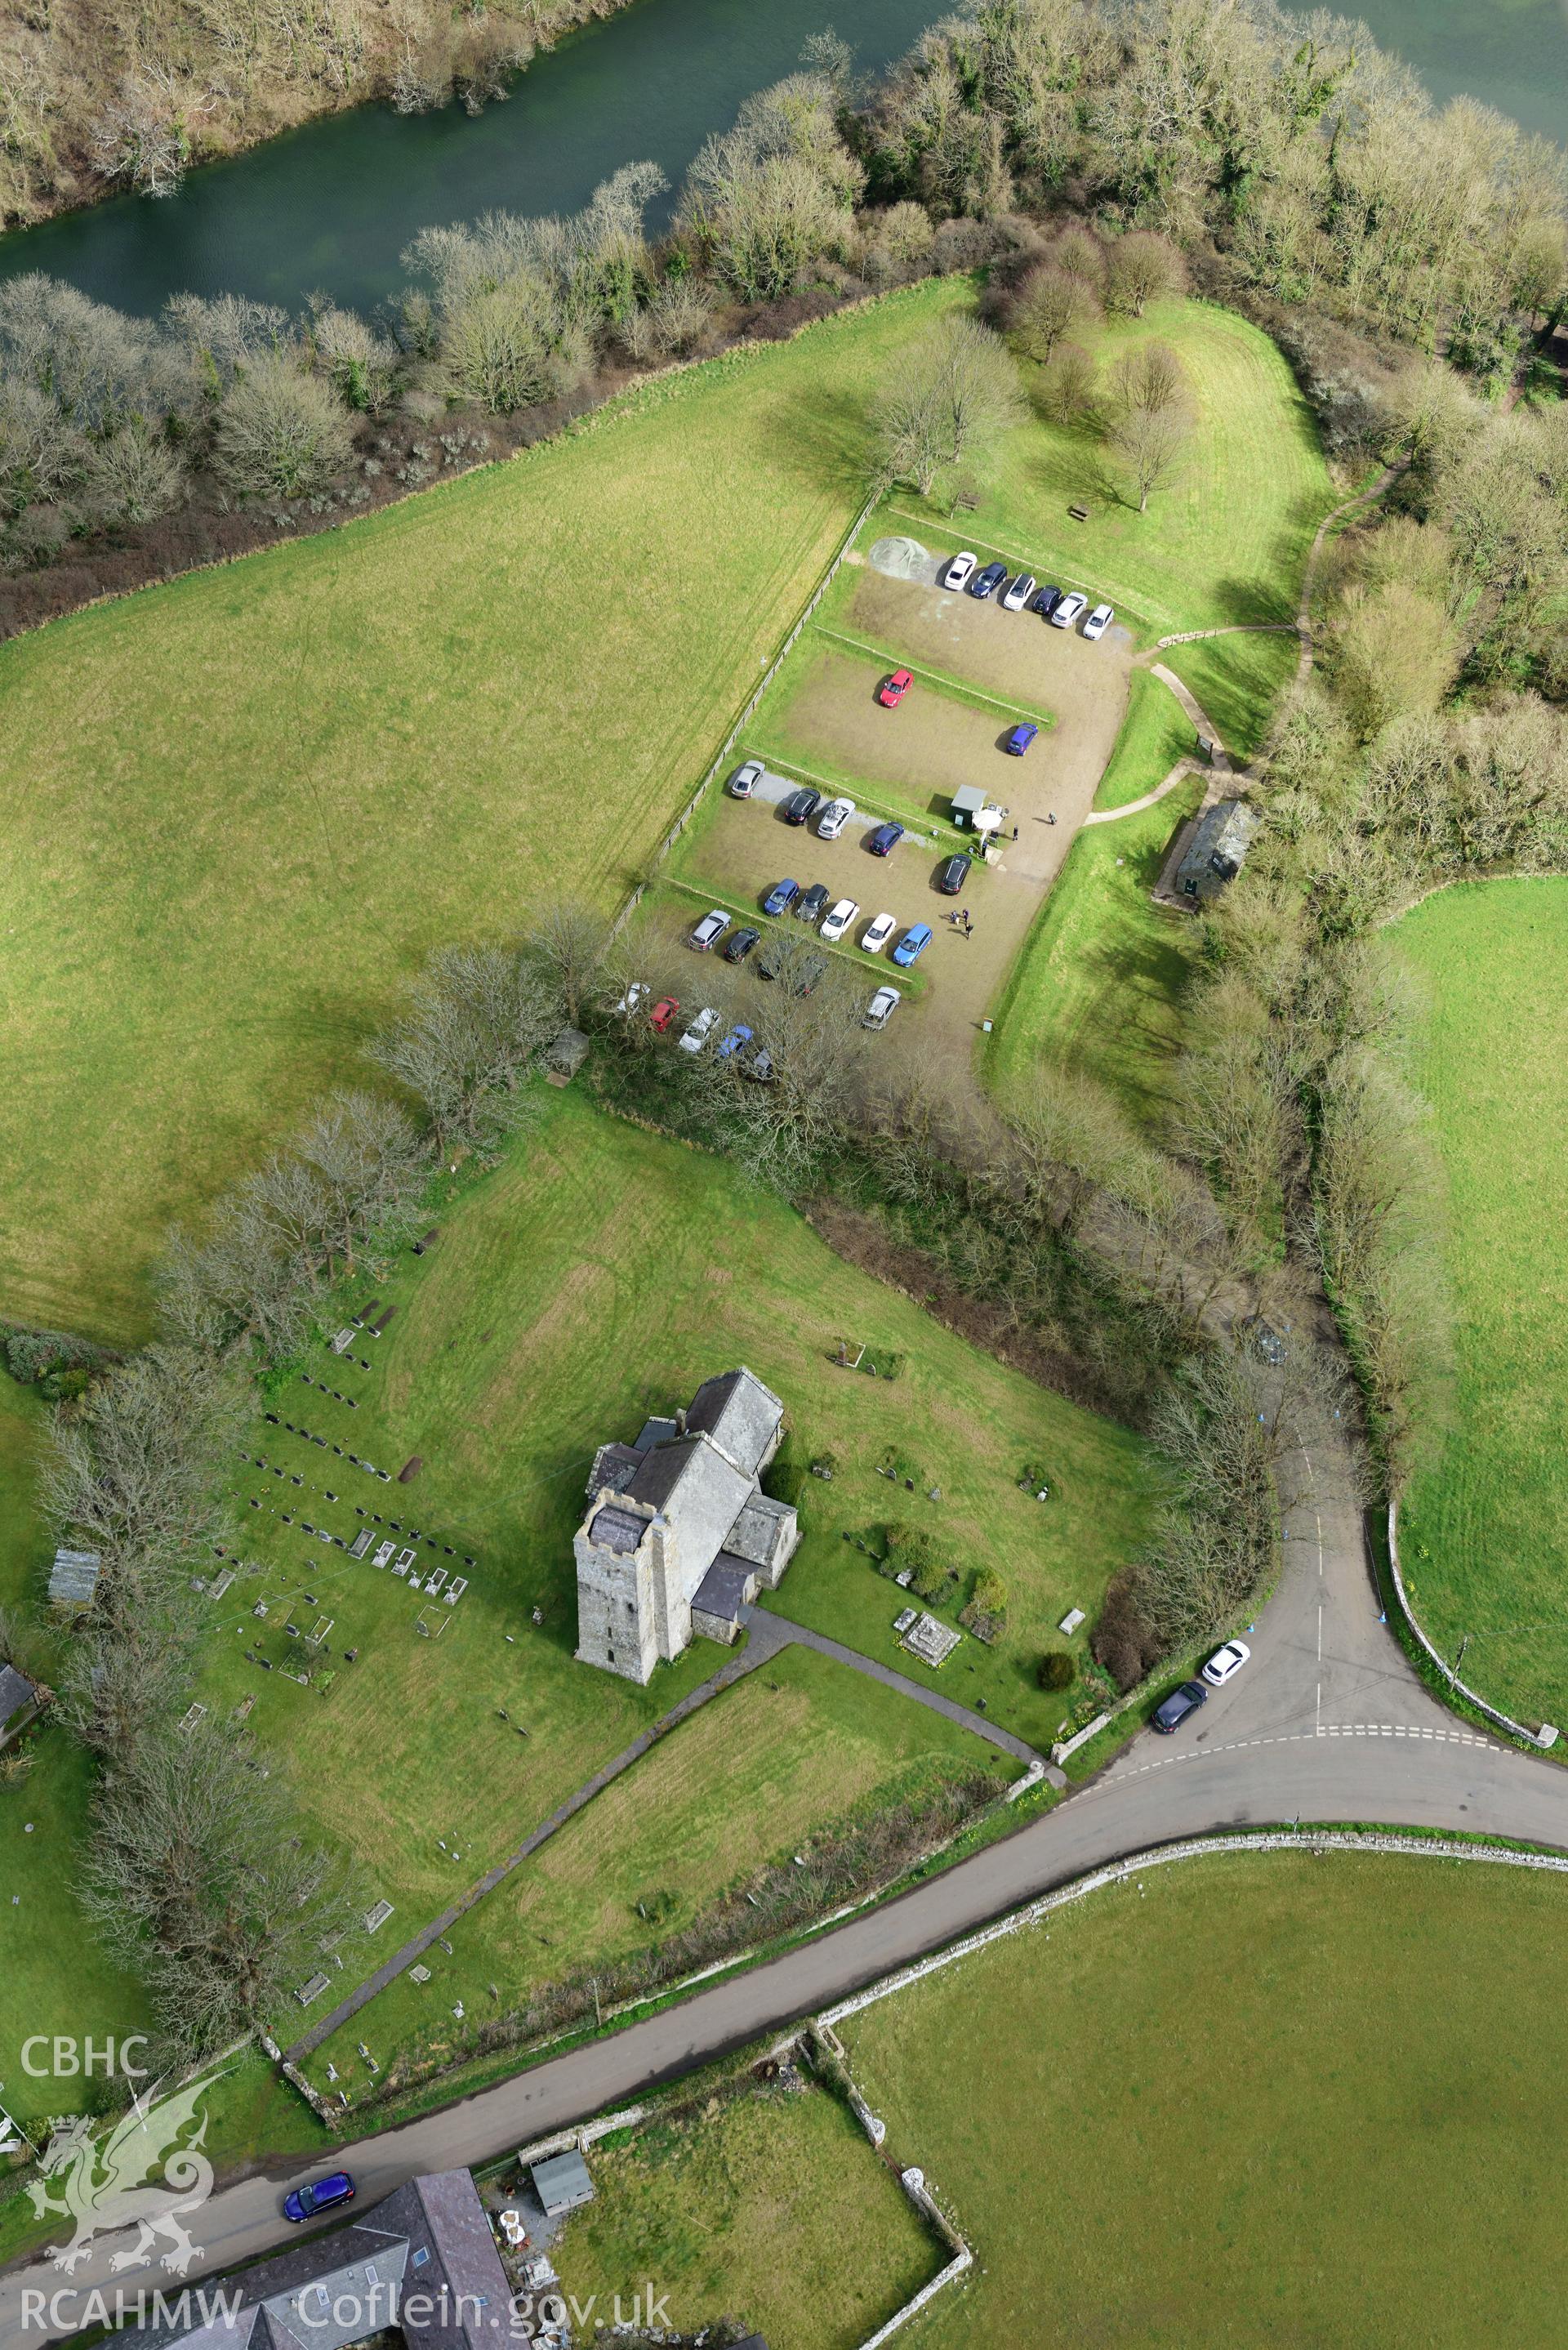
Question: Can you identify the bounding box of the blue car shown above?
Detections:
[891,923,933,969]
[867,823,905,857]
[718,1022,754,1061]
[1004,722,1039,756]
[971,562,1007,600]
[284,2172,355,2223]
[763,879,800,916]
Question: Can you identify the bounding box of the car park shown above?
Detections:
[1152,1679,1208,1734]
[795,882,830,924]
[1083,602,1114,641]
[679,1006,719,1055]
[972,561,1008,600]
[936,853,972,894]
[817,796,856,839]
[877,671,913,708]
[867,822,905,857]
[649,997,679,1032]
[284,2173,355,2223]
[942,551,977,591]
[820,896,859,943]
[892,922,933,968]
[782,787,820,825]
[1201,1639,1251,1688]
[863,984,901,1030]
[1004,721,1039,756]
[763,878,800,916]
[614,981,648,1018]
[1032,584,1063,618]
[717,1022,753,1061]
[861,912,898,954]
[724,925,760,963]
[688,907,728,952]
[1050,591,1088,631]
[728,760,763,798]
[1001,573,1037,611]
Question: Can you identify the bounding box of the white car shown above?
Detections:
[728,760,763,798]
[861,912,898,955]
[678,1006,719,1055]
[817,796,856,841]
[1083,602,1115,641]
[1200,1639,1251,1688]
[614,981,648,1018]
[942,551,977,591]
[820,896,859,944]
[1050,591,1088,630]
[863,984,901,1031]
[688,908,728,952]
[1001,572,1037,612]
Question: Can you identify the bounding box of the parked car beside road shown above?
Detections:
[782,787,820,825]
[861,912,898,954]
[820,897,859,943]
[867,823,905,857]
[688,908,728,952]
[1201,1640,1251,1688]
[942,551,977,590]
[1001,573,1036,611]
[936,854,972,894]
[817,796,856,838]
[892,923,933,968]
[1152,1680,1208,1733]
[1083,603,1115,640]
[1050,591,1088,631]
[728,760,763,798]
[284,2174,355,2223]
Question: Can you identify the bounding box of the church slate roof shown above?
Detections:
[684,1367,783,1478]
[628,1435,753,1570]
[724,1493,795,1573]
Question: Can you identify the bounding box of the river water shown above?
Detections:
[0,0,1560,321]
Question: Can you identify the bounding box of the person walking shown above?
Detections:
[1046,810,1057,826]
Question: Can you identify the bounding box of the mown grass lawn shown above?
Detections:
[0,279,966,1344]
[1160,626,1301,761]
[553,2080,942,2350]
[1394,878,1568,1728]
[1094,668,1197,812]
[844,1848,1568,2348]
[987,775,1205,1126]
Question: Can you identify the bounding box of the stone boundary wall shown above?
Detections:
[1385,1499,1554,1752]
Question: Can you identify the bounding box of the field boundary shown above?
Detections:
[1385,1499,1556,1753]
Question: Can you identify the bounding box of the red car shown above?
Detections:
[877,669,913,708]
[650,997,679,1033]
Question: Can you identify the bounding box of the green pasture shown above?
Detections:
[844,1848,1568,2347]
[987,776,1205,1126]
[0,279,966,1344]
[1395,879,1568,1728]
[554,2080,942,2348]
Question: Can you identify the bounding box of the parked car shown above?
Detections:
[972,560,1008,600]
[679,1006,719,1055]
[863,984,901,1030]
[284,2174,355,2224]
[1001,572,1037,611]
[758,937,786,981]
[1050,591,1088,631]
[820,896,859,944]
[1032,583,1063,618]
[936,853,972,895]
[782,787,820,825]
[688,907,728,952]
[649,996,679,1032]
[877,670,913,708]
[1152,1679,1208,1734]
[942,551,978,591]
[793,951,827,995]
[613,981,648,1018]
[1004,721,1039,756]
[741,1041,775,1081]
[762,878,800,916]
[728,759,764,798]
[892,923,933,968]
[867,822,905,857]
[861,911,898,955]
[717,1021,754,1061]
[1201,1639,1251,1689]
[1083,602,1115,641]
[817,796,856,839]
[795,882,830,924]
[724,925,760,964]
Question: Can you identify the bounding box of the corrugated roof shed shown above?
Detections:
[48,1548,101,1606]
[531,2149,595,2215]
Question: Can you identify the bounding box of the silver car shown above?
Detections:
[817,796,856,840]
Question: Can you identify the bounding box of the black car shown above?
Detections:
[972,561,1008,600]
[793,951,827,996]
[936,853,973,895]
[724,925,761,963]
[782,787,821,826]
[867,821,905,857]
[795,882,830,924]
[1152,1680,1208,1735]
[1032,583,1063,618]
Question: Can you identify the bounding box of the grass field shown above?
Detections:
[1161,627,1301,761]
[553,2080,942,2348]
[1093,669,1196,812]
[987,776,1205,1125]
[0,279,967,1344]
[1394,879,1568,1727]
[844,1848,1568,2346]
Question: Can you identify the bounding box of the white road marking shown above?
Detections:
[1118,1722,1504,1778]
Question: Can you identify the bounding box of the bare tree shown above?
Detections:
[41,1346,243,1582]
[870,312,1023,495]
[528,901,611,1027]
[369,943,556,1152]
[212,355,354,496]
[1012,263,1096,364]
[1111,394,1192,511]
[1038,341,1097,426]
[1104,231,1184,317]
[296,1090,429,1275]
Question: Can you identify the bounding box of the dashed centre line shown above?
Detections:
[1117,1721,1505,1778]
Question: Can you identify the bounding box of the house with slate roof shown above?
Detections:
[574,1368,799,1683]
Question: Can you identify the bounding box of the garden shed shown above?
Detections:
[545,1028,590,1086]
[1174,798,1260,903]
[531,2150,595,2217]
[0,1665,40,1750]
[48,1548,101,1608]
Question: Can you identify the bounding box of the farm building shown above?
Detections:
[47,1548,100,1608]
[1174,798,1260,903]
[574,1368,799,1683]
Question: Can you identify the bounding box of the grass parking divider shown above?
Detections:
[809,622,1058,728]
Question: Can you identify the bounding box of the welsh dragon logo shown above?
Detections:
[25,2065,230,2276]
